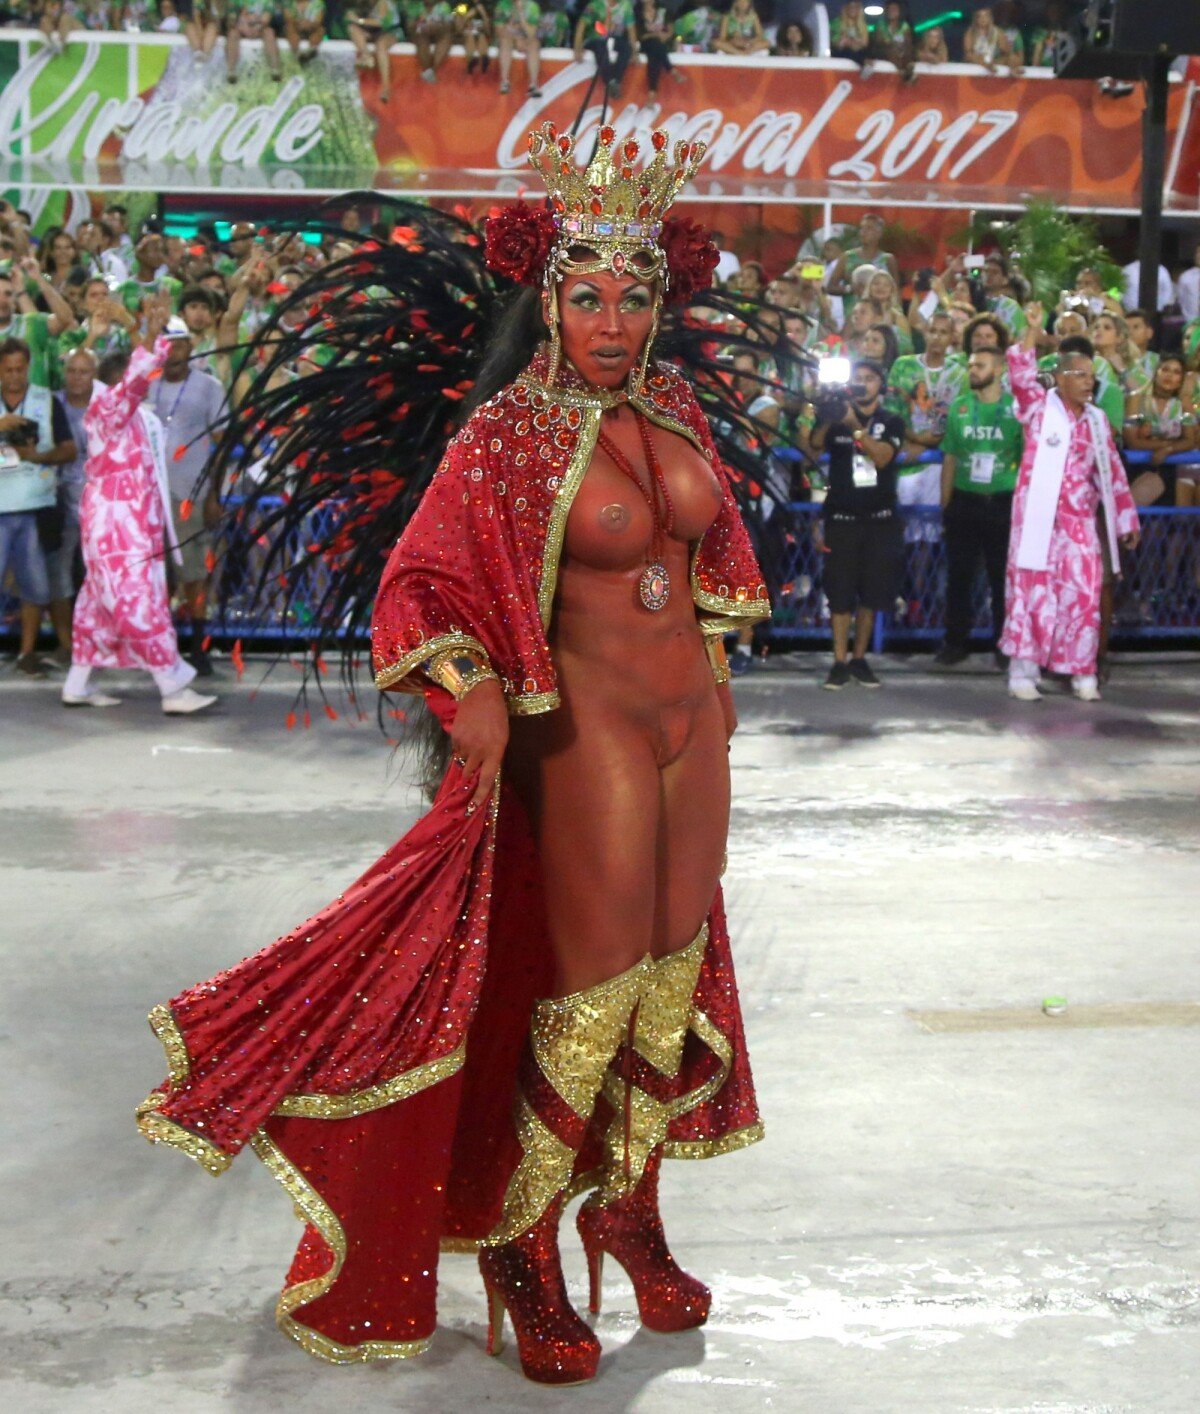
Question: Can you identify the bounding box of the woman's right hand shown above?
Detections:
[449,677,509,812]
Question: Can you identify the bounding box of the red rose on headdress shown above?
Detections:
[660,216,720,307]
[484,201,557,287]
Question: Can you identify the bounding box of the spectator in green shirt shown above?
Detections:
[1124,309,1159,391]
[886,310,967,461]
[830,0,870,63]
[119,233,183,320]
[1030,2,1068,67]
[574,0,636,99]
[870,1,915,82]
[1125,355,1198,508]
[410,0,454,83]
[52,277,137,388]
[0,261,77,390]
[936,345,1024,663]
[349,0,402,102]
[283,0,325,66]
[673,4,717,51]
[227,0,284,85]
[495,0,543,98]
[827,213,900,315]
[981,254,1027,335]
[713,0,768,55]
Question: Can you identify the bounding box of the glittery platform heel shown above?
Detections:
[578,1147,710,1332]
[578,928,711,1333]
[479,1199,599,1384]
[479,957,651,1384]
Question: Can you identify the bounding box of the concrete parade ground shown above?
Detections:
[2,652,1198,1414]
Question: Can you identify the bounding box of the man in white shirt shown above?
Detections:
[711,229,741,287]
[1120,259,1175,312]
[1177,246,1200,325]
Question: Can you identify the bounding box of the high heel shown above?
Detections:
[577,1148,711,1333]
[484,1281,506,1356]
[479,958,651,1383]
[479,1199,600,1383]
[581,929,713,1332]
[586,1244,604,1315]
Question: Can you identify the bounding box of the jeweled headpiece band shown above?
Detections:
[527,122,707,287]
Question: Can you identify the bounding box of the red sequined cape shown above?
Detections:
[137,355,769,1365]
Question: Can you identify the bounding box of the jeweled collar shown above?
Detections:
[518,347,650,412]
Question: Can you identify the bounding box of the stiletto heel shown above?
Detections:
[586,1244,604,1315]
[577,1150,710,1333]
[478,1202,601,1384]
[484,1280,506,1356]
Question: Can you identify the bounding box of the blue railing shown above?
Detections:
[6,479,1200,650]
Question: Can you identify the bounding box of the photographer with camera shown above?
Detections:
[0,336,78,678]
[810,357,905,689]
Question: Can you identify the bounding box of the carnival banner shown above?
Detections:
[0,32,1194,213]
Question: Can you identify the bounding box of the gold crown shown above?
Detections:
[527,122,707,281]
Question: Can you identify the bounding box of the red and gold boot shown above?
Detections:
[576,927,712,1334]
[479,957,651,1384]
[480,1197,598,1385]
[578,1146,710,1332]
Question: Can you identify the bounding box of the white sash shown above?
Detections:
[139,405,183,567]
[1017,392,1123,573]
[1015,392,1070,572]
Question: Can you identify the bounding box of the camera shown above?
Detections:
[813,357,868,421]
[914,266,935,294]
[0,417,39,447]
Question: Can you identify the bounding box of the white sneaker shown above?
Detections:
[1072,676,1101,702]
[1008,681,1041,701]
[62,691,121,708]
[162,687,217,715]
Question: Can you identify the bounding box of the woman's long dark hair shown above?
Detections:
[463,286,547,417]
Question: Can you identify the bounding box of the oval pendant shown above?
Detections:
[639,563,670,612]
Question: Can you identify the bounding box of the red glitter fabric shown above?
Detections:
[139,355,766,1362]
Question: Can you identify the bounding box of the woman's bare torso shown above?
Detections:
[544,407,725,725]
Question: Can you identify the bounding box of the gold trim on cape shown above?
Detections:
[273,1042,466,1119]
[135,1009,468,1362]
[250,1128,432,1364]
[535,400,602,627]
[664,1120,765,1160]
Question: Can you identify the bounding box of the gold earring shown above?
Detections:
[546,278,562,388]
[632,294,661,400]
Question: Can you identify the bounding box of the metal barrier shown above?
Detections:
[763,447,1200,646]
[761,502,1200,648]
[6,489,1200,650]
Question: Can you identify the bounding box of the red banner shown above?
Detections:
[367,54,1188,212]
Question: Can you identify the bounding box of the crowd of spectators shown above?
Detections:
[0,196,359,676]
[715,215,1200,504]
[3,189,1200,681]
[704,214,1200,677]
[0,3,1108,94]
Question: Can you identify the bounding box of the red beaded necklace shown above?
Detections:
[595,413,676,611]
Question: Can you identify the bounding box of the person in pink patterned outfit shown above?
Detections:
[62,302,217,715]
[1000,302,1140,703]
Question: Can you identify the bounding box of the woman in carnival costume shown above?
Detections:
[137,122,774,1386]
